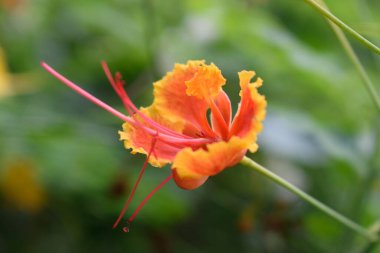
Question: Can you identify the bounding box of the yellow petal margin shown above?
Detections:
[151,60,225,134]
[185,62,226,100]
[230,70,266,153]
[172,136,248,190]
[119,106,184,167]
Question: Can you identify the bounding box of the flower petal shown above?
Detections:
[185,62,226,100]
[211,90,232,138]
[229,71,266,152]
[172,170,209,191]
[152,60,224,138]
[172,137,248,190]
[119,106,184,167]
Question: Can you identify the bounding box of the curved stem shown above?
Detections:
[360,221,380,253]
[302,0,380,55]
[240,156,378,241]
[313,0,380,115]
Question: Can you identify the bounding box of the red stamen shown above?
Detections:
[42,62,217,231]
[102,60,215,145]
[101,61,192,140]
[127,173,174,225]
[112,136,158,229]
[41,62,133,124]
[101,61,119,94]
[42,62,210,147]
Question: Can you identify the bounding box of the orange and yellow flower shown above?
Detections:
[42,60,266,229]
[118,60,266,190]
[42,60,266,190]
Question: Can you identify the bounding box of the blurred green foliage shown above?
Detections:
[0,0,379,252]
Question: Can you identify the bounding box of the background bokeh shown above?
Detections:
[1,0,380,252]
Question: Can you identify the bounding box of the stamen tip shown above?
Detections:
[122,221,131,233]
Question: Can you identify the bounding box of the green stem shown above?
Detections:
[359,221,380,253]
[311,1,380,250]
[302,0,380,55]
[314,0,380,115]
[240,156,378,241]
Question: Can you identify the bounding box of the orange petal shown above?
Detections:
[152,60,224,137]
[119,106,183,167]
[185,62,226,99]
[172,137,248,190]
[172,170,209,191]
[211,90,232,138]
[229,71,266,152]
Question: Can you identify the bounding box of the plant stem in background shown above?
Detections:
[340,120,380,253]
[302,0,380,55]
[353,121,380,253]
[312,0,380,115]
[360,221,380,253]
[310,1,380,251]
[240,156,378,242]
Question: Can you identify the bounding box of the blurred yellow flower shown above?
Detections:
[0,47,42,98]
[0,161,46,213]
[0,48,12,97]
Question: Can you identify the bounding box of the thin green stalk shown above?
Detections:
[240,156,378,241]
[314,0,380,115]
[312,1,380,250]
[359,221,380,253]
[302,0,380,55]
[341,119,380,252]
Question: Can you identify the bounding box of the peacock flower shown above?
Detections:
[120,60,266,189]
[41,60,266,230]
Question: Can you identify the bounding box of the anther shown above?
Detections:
[122,221,131,233]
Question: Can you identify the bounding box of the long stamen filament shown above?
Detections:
[113,137,158,229]
[140,126,211,145]
[41,62,133,124]
[127,173,174,224]
[42,62,210,146]
[101,62,191,139]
